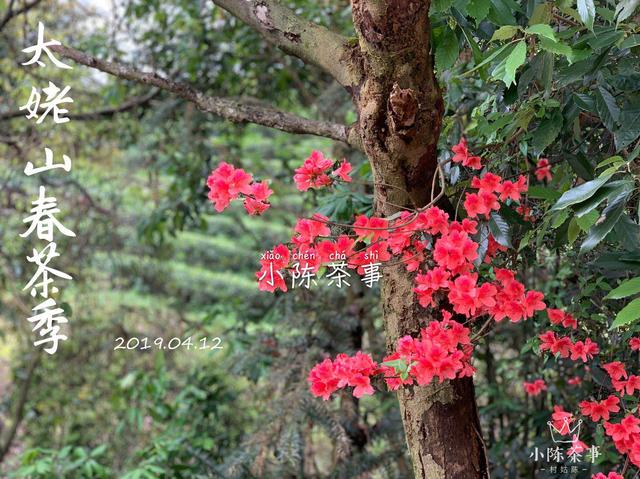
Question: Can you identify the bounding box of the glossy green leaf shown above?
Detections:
[610,298,640,328]
[580,190,629,253]
[606,277,640,299]
[615,0,640,23]
[573,181,634,217]
[489,212,512,248]
[577,0,596,30]
[594,86,620,132]
[550,175,611,211]
[621,34,640,49]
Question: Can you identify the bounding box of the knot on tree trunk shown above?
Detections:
[388,83,418,140]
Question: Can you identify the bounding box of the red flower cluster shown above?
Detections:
[463,172,527,219]
[538,331,599,362]
[568,435,588,457]
[547,308,577,329]
[256,244,289,293]
[603,361,627,381]
[516,204,534,222]
[451,137,482,169]
[523,379,547,396]
[604,415,640,467]
[535,158,552,182]
[592,473,623,479]
[612,375,640,396]
[551,405,575,435]
[308,316,473,400]
[207,162,273,215]
[580,395,620,422]
[307,351,377,400]
[293,150,352,191]
[380,315,474,391]
[630,337,640,351]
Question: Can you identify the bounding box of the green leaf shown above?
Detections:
[610,298,640,328]
[568,217,581,244]
[489,212,512,248]
[436,27,459,72]
[460,26,484,65]
[615,0,640,23]
[614,214,640,249]
[504,40,527,85]
[552,209,570,228]
[466,0,491,24]
[539,37,574,60]
[614,108,640,151]
[528,185,561,201]
[532,110,563,154]
[491,25,520,42]
[594,86,620,132]
[550,175,611,211]
[586,29,624,50]
[606,277,640,299]
[580,190,629,253]
[529,3,553,25]
[518,229,534,251]
[488,0,519,24]
[597,155,624,169]
[621,34,640,50]
[577,0,596,30]
[465,42,514,75]
[573,181,634,217]
[573,93,595,112]
[567,153,594,180]
[525,24,557,41]
[432,0,455,12]
[576,209,599,231]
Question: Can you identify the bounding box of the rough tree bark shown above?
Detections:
[46,0,490,475]
[349,1,489,477]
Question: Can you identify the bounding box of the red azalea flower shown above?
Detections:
[580,395,620,422]
[523,379,547,396]
[535,158,552,182]
[331,159,353,182]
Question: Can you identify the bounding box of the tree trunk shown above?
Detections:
[350,1,488,477]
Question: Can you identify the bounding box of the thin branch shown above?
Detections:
[0,353,41,463]
[0,0,41,32]
[0,89,160,122]
[210,0,361,87]
[48,44,363,150]
[71,89,160,120]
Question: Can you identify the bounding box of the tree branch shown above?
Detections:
[0,353,40,463]
[72,89,160,120]
[0,89,160,122]
[0,0,42,32]
[48,44,362,150]
[210,0,361,87]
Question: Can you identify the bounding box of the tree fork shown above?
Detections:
[349,0,489,477]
